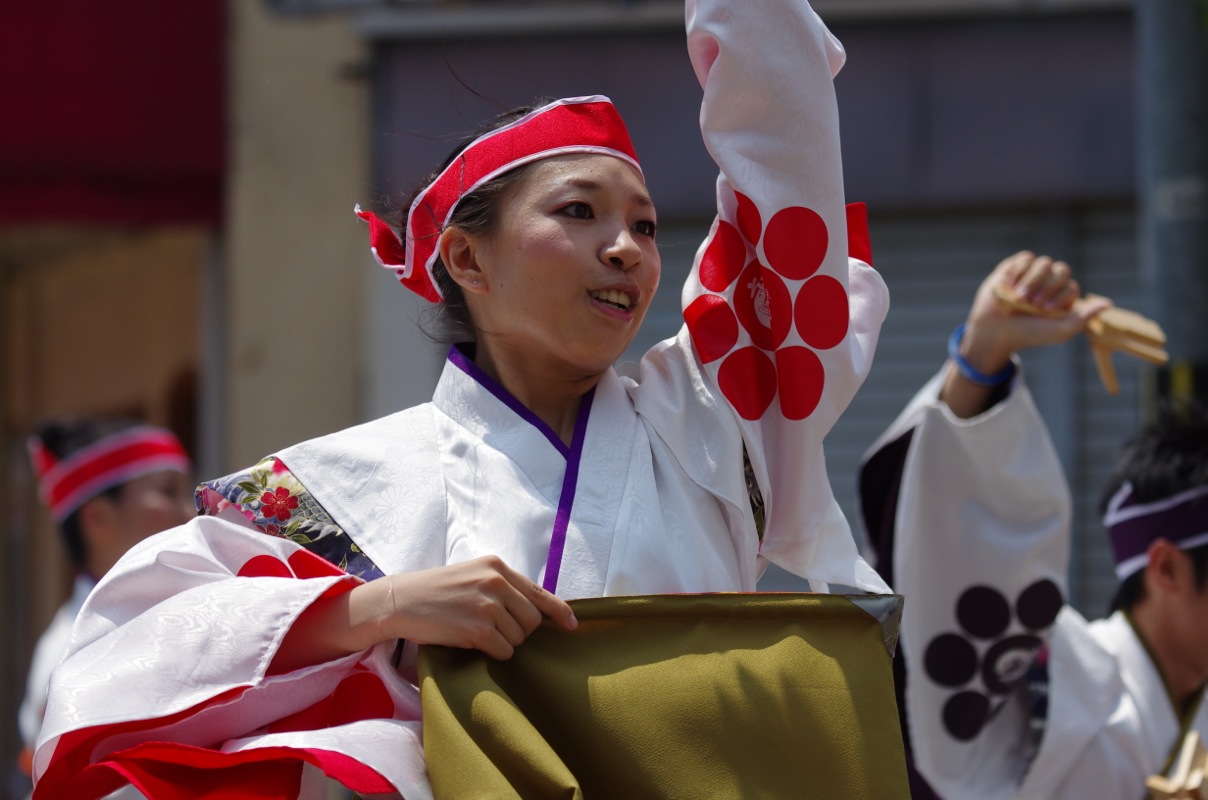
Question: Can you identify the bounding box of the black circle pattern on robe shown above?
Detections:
[955,586,1010,639]
[924,634,978,687]
[923,579,1063,742]
[942,691,990,742]
[982,634,1043,694]
[1016,579,1064,630]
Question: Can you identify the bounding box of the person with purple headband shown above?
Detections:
[859,251,1208,800]
[32,1,896,797]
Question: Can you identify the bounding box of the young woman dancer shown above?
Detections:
[32,1,889,796]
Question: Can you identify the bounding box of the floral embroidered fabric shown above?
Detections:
[196,456,384,581]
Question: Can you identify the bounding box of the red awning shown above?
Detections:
[0,1,226,227]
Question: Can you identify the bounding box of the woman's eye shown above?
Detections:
[635,220,658,238]
[562,202,593,219]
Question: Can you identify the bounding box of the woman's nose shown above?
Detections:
[602,228,641,270]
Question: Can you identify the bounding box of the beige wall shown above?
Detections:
[0,3,371,781]
[222,0,370,469]
[2,227,207,631]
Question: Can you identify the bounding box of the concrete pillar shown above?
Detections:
[223,0,370,468]
[1135,0,1208,409]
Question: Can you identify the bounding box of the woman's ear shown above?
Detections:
[439,227,488,295]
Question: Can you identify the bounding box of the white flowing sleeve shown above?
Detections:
[861,368,1072,799]
[32,515,431,800]
[633,0,889,592]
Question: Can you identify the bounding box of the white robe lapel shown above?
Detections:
[550,368,634,599]
[276,404,448,577]
[432,349,569,504]
[1096,612,1182,770]
[432,351,636,600]
[432,354,565,590]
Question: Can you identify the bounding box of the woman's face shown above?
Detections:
[464,153,661,380]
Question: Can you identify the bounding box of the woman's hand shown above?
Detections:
[941,251,1111,419]
[271,555,578,673]
[374,555,579,660]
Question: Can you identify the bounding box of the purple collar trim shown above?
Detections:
[448,344,570,457]
[1105,481,1208,579]
[446,343,595,593]
[542,387,594,593]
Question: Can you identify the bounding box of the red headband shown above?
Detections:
[28,427,192,523]
[356,95,642,303]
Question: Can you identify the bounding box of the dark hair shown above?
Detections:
[33,418,143,569]
[1103,402,1208,613]
[386,98,557,344]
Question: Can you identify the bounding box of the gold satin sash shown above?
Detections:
[420,592,909,799]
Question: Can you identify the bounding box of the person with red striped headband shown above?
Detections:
[18,420,194,798]
[31,2,901,797]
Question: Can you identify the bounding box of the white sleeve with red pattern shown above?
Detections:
[32,515,430,800]
[636,0,889,592]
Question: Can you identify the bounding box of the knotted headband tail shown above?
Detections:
[355,204,426,298]
[358,95,642,303]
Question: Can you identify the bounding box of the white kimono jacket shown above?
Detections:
[18,576,151,800]
[19,575,94,752]
[860,367,1208,800]
[33,1,889,797]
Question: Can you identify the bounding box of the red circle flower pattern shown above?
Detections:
[685,191,849,420]
[237,549,343,580]
[260,487,298,522]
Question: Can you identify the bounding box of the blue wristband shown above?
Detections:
[948,323,1016,387]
